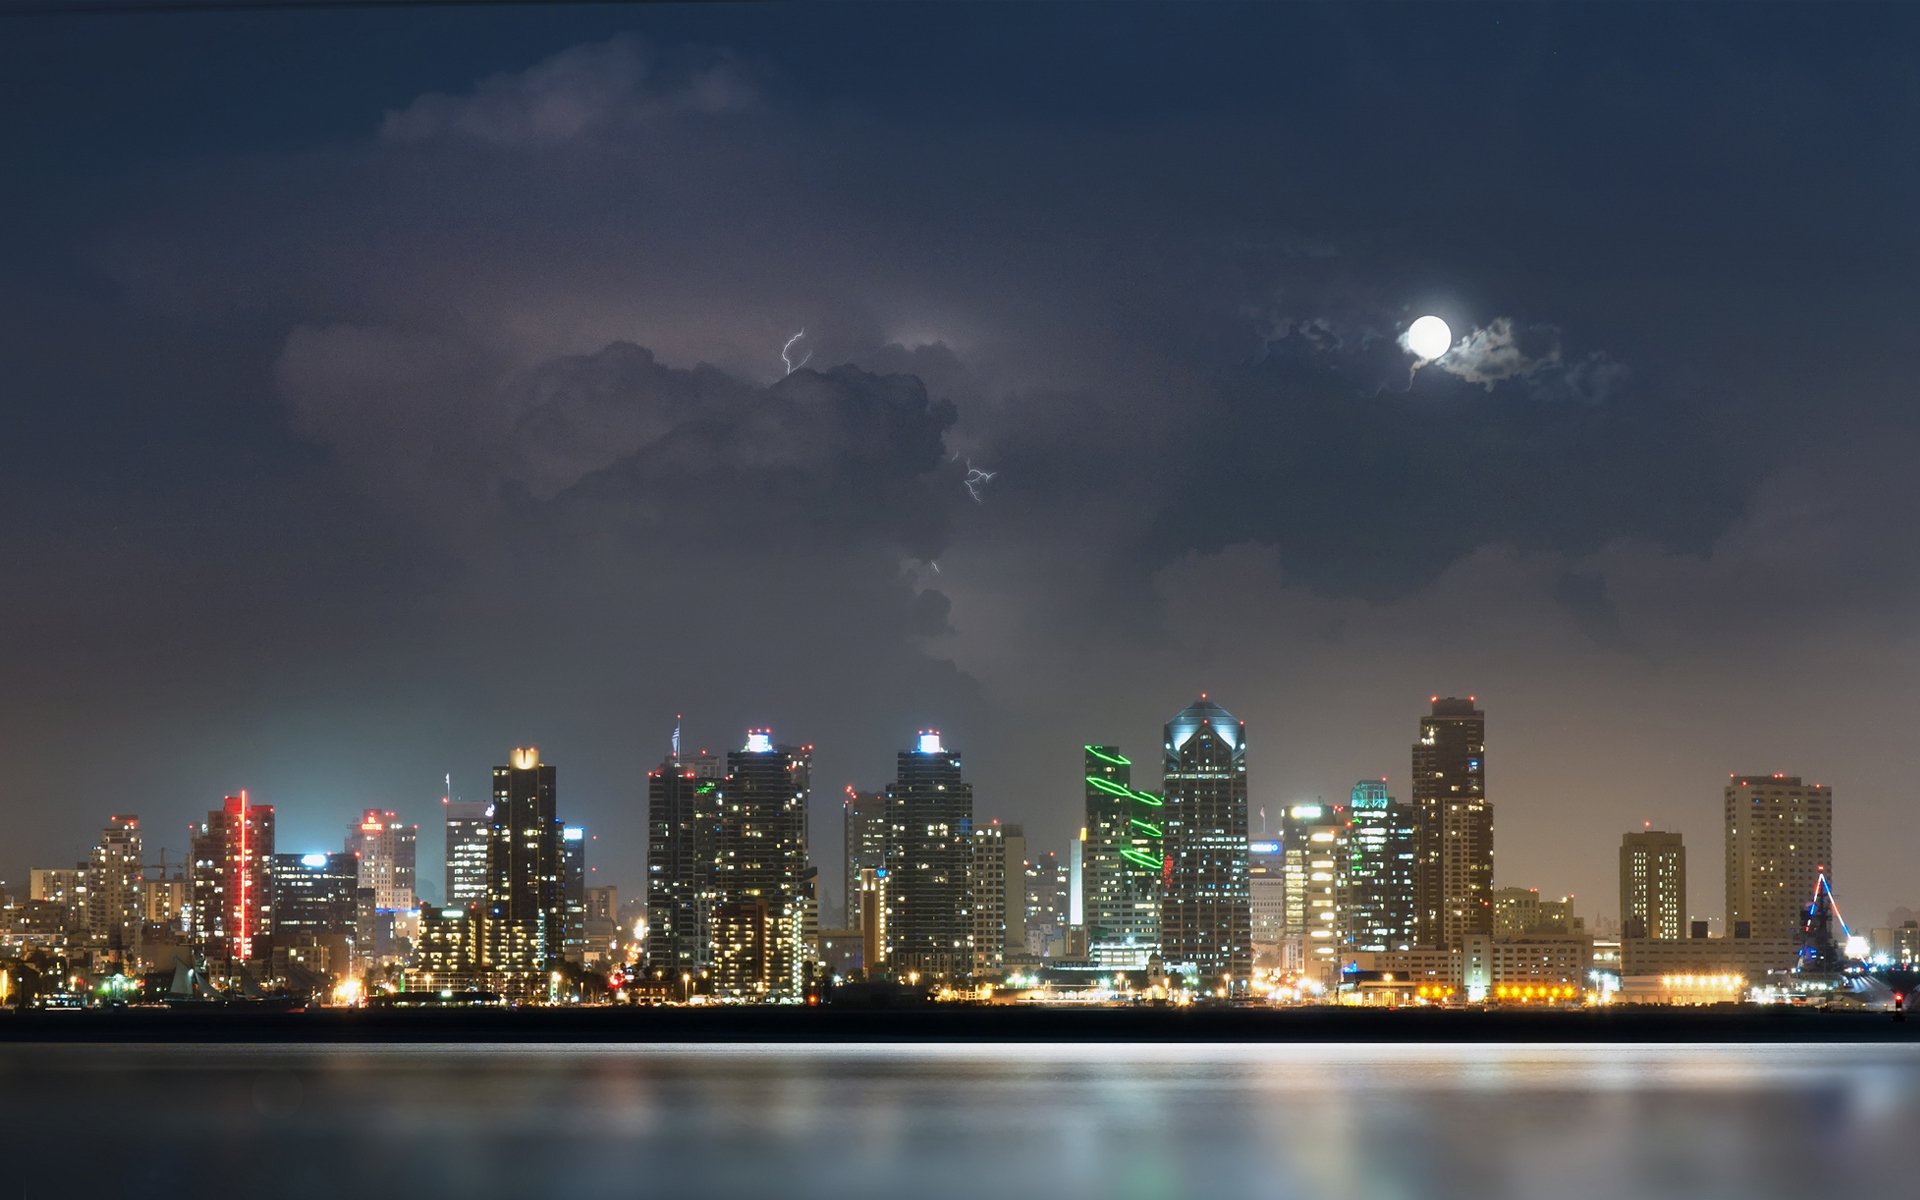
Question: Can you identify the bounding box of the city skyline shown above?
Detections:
[3,695,1908,936]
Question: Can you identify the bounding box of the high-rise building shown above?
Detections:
[711,730,813,998]
[1280,802,1346,985]
[1725,774,1833,940]
[1082,744,1162,967]
[345,810,417,913]
[969,821,1026,973]
[856,866,889,973]
[443,800,492,908]
[1344,779,1416,954]
[884,730,974,981]
[843,787,889,930]
[1159,697,1252,990]
[189,793,275,964]
[486,747,563,977]
[271,852,359,939]
[87,815,143,954]
[646,747,720,979]
[1411,697,1492,949]
[1620,829,1686,940]
[561,826,587,963]
[1248,836,1285,968]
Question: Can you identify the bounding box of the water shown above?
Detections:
[1,1042,1913,1198]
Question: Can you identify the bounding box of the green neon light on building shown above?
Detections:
[1120,848,1164,871]
[1130,819,1163,837]
[1084,746,1132,768]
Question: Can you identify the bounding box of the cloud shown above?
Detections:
[380,35,755,147]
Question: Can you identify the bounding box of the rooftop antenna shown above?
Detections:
[673,714,683,761]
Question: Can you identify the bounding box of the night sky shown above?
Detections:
[5,3,1917,926]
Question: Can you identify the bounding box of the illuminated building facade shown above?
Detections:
[1159,697,1252,989]
[843,787,888,930]
[486,747,563,976]
[1620,829,1686,940]
[884,731,974,981]
[1411,697,1492,949]
[646,747,720,978]
[443,800,492,908]
[1281,803,1346,985]
[710,731,813,998]
[345,810,417,913]
[1082,744,1162,967]
[1344,779,1416,953]
[190,793,275,964]
[86,815,143,954]
[1724,773,1832,940]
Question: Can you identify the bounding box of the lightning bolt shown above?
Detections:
[781,330,812,376]
[963,460,997,504]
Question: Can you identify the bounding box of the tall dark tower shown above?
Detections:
[1344,779,1417,953]
[645,741,720,981]
[1159,697,1252,990]
[1411,697,1491,949]
[884,731,975,982]
[487,746,562,977]
[710,730,813,998]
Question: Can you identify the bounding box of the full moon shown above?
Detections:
[1406,314,1452,360]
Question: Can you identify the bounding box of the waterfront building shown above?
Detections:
[884,730,974,981]
[1082,744,1162,968]
[271,852,358,939]
[843,787,888,930]
[485,747,563,978]
[1724,773,1832,940]
[1248,836,1285,968]
[1159,697,1253,991]
[1023,849,1069,957]
[645,745,720,978]
[86,815,143,954]
[1344,779,1417,954]
[969,821,1026,973]
[189,793,275,964]
[345,810,417,914]
[1281,802,1346,986]
[1411,697,1492,949]
[1620,829,1687,940]
[710,730,813,998]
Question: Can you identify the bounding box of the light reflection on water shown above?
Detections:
[3,1042,1914,1198]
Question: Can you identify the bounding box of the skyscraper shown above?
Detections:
[1725,774,1832,940]
[645,746,720,979]
[969,821,1026,974]
[1344,779,1416,954]
[1280,801,1347,985]
[1082,744,1162,967]
[190,793,274,964]
[1411,697,1492,949]
[346,810,418,913]
[1159,697,1252,990]
[1023,849,1069,957]
[561,825,587,963]
[884,730,974,982]
[1620,829,1686,940]
[710,730,813,998]
[486,747,562,977]
[843,786,888,930]
[86,815,143,954]
[1248,835,1285,968]
[443,799,492,908]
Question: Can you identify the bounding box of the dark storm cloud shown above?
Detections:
[9,5,1920,919]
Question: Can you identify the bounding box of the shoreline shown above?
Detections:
[0,1005,1912,1044]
